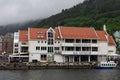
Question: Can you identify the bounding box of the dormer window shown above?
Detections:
[47,28,54,45]
[48,29,53,38]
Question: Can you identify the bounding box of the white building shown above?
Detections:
[13,32,19,54]
[10,26,116,62]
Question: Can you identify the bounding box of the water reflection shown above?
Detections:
[0,69,119,80]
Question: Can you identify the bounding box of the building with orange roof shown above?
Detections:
[10,26,116,62]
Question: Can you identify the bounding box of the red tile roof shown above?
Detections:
[18,26,116,46]
[29,28,48,40]
[96,30,107,41]
[54,28,61,40]
[19,30,28,41]
[108,36,116,46]
[96,30,116,46]
[59,26,98,39]
[29,27,60,40]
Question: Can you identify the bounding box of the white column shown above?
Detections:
[74,39,76,43]
[88,55,90,62]
[79,56,81,62]
[74,47,76,51]
[68,56,70,62]
[63,56,65,62]
[73,56,74,63]
[64,47,65,51]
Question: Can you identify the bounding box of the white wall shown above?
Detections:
[98,41,108,55]
[54,54,64,62]
[14,32,19,43]
[18,41,28,54]
[29,40,61,53]
[29,53,40,62]
[108,46,116,54]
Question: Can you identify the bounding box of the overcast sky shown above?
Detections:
[0,0,84,26]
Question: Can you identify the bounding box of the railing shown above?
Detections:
[61,43,98,47]
[61,51,92,55]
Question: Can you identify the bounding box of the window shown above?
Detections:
[21,47,28,52]
[22,42,26,45]
[82,39,91,43]
[82,47,91,51]
[92,47,98,51]
[15,48,18,51]
[65,39,74,43]
[76,47,81,51]
[48,39,53,45]
[14,48,18,53]
[62,47,64,51]
[41,47,46,50]
[41,41,43,43]
[108,50,113,52]
[14,51,18,53]
[47,29,54,45]
[48,29,53,38]
[36,46,40,50]
[15,43,18,47]
[48,47,53,52]
[54,47,59,50]
[48,32,53,38]
[65,47,74,51]
[92,40,97,43]
[76,39,81,43]
[41,55,47,61]
[38,41,40,43]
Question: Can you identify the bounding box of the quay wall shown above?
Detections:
[0,62,96,70]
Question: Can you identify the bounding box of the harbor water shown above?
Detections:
[0,69,120,80]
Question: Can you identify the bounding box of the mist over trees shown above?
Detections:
[0,0,120,35]
[35,0,120,34]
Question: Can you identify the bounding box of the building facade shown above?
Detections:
[0,36,3,54]
[10,26,116,62]
[2,33,13,55]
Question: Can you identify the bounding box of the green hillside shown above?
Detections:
[0,0,120,35]
[36,0,120,34]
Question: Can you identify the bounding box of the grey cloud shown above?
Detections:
[0,0,84,25]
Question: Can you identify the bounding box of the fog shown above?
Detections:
[0,0,84,26]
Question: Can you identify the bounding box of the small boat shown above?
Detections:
[95,61,117,69]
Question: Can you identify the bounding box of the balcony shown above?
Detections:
[61,43,98,47]
[61,51,92,55]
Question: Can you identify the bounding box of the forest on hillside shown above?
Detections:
[0,0,120,35]
[34,0,120,34]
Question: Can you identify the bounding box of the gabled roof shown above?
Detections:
[108,36,116,46]
[96,30,116,46]
[18,26,116,46]
[29,28,48,40]
[96,30,107,41]
[59,26,98,39]
[29,27,61,40]
[19,30,28,41]
[54,28,61,40]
